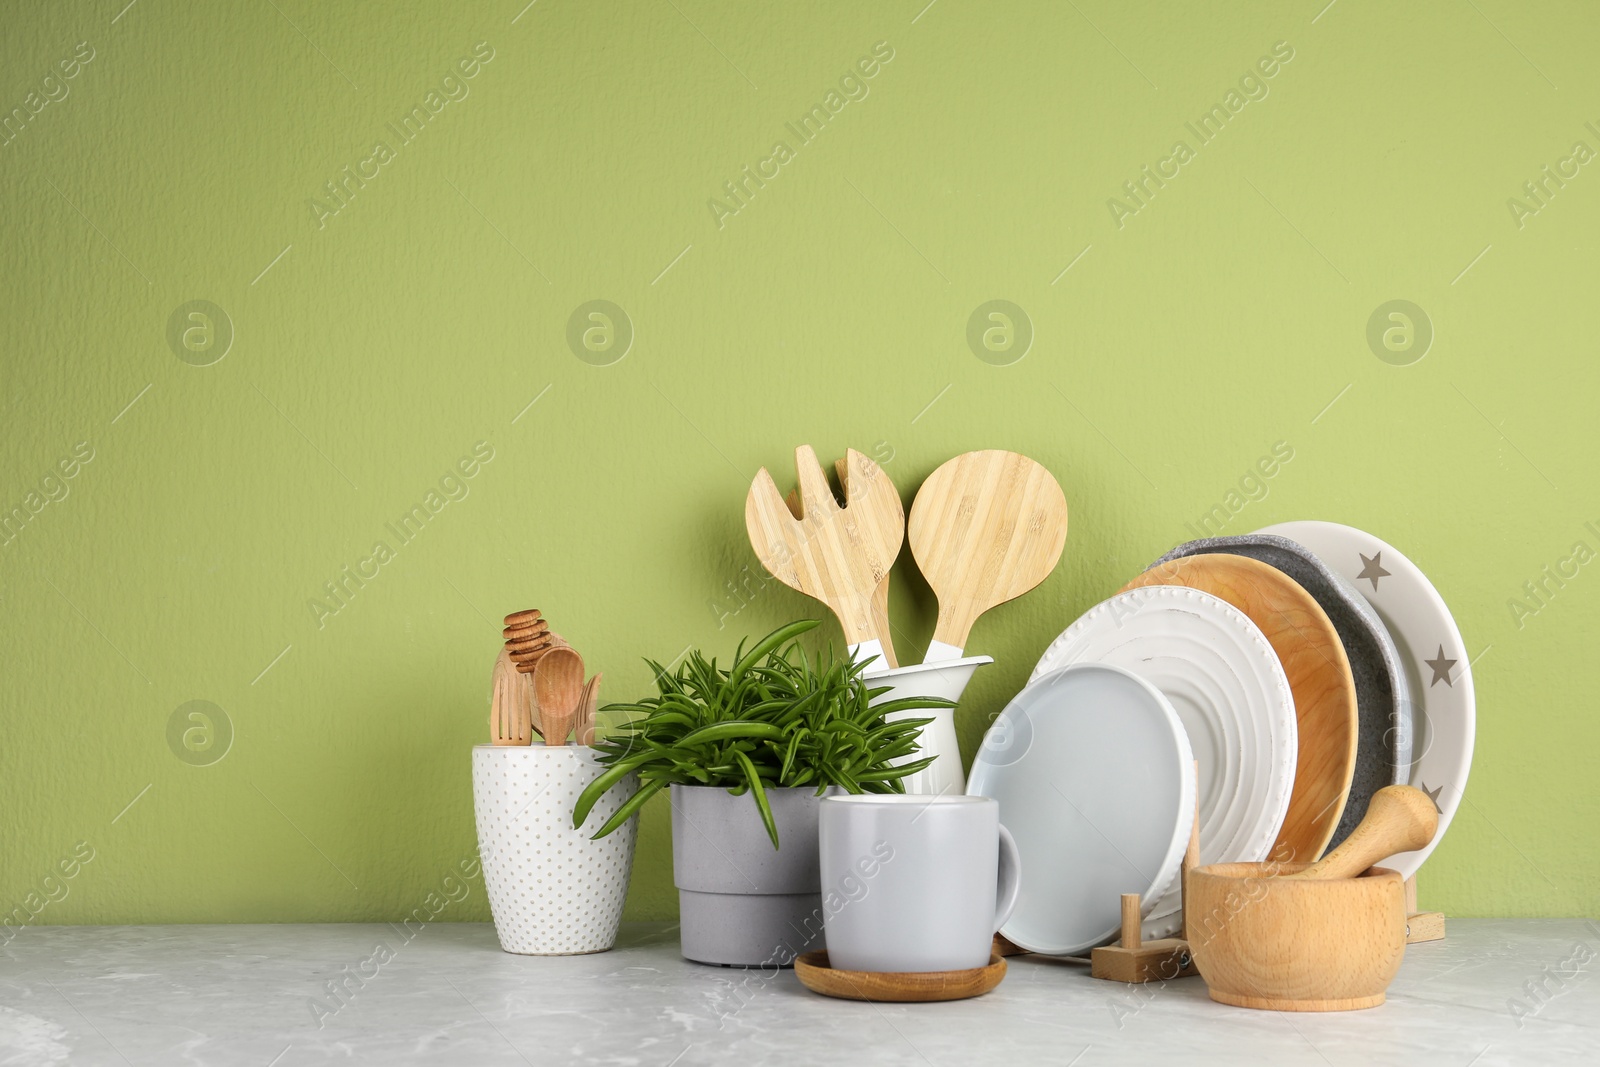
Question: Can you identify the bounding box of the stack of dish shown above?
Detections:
[967,521,1475,956]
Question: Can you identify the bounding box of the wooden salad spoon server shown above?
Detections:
[534,646,586,746]
[907,450,1068,662]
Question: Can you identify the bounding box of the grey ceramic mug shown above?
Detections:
[819,795,1020,973]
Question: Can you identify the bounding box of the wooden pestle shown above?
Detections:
[1286,785,1438,881]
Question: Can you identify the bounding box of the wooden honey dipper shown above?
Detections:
[503,608,557,673]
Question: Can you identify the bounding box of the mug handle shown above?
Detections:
[994,823,1021,931]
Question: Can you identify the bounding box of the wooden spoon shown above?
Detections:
[1285,786,1437,880]
[908,451,1068,662]
[489,648,534,745]
[746,445,902,669]
[534,646,585,746]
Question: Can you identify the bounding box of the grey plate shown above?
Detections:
[1149,534,1412,852]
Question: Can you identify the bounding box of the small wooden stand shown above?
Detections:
[1089,770,1202,983]
[1404,875,1446,943]
[1089,893,1199,983]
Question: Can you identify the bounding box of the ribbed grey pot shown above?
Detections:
[671,784,827,967]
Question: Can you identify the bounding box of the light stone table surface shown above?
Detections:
[1,920,1597,1065]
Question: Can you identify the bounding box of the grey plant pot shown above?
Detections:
[670,784,828,967]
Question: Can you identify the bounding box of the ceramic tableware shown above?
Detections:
[1031,586,1297,939]
[746,446,901,670]
[1123,553,1358,863]
[1187,786,1437,1012]
[819,795,1020,973]
[908,450,1068,663]
[967,663,1196,955]
[1151,533,1412,851]
[1257,522,1475,879]
[863,656,993,796]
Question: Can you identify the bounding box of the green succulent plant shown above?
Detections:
[572,619,952,848]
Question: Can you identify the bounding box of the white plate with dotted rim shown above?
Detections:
[1257,521,1475,880]
[1030,586,1297,939]
[967,663,1195,956]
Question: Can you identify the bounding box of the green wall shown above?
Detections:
[3,0,1596,927]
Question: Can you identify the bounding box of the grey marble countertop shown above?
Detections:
[1,920,1596,1065]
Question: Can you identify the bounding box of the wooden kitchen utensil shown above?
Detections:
[794,950,1006,1002]
[746,445,902,668]
[1285,785,1437,881]
[784,456,902,668]
[534,646,585,746]
[1122,553,1359,864]
[504,609,559,674]
[908,451,1067,662]
[489,649,534,746]
[1186,786,1438,1011]
[575,672,602,745]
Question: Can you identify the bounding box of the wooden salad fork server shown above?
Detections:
[783,457,901,668]
[534,646,586,746]
[747,446,902,670]
[489,648,535,745]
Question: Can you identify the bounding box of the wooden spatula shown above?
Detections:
[908,450,1068,663]
[534,646,585,746]
[1285,786,1437,880]
[746,445,902,669]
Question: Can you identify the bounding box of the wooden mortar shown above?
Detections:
[1187,785,1437,1012]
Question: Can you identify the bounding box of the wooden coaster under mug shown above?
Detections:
[794,950,1005,1002]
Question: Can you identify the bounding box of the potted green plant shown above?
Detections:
[573,619,951,966]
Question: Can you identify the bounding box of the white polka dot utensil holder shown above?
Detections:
[472,744,638,955]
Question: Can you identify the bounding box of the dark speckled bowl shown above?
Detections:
[1149,534,1411,851]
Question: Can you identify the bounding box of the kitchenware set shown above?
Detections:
[473,440,1474,1007]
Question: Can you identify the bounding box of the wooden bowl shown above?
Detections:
[1186,862,1406,1011]
[793,950,1006,1002]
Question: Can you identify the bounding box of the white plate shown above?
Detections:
[1257,521,1475,880]
[967,663,1196,956]
[1031,586,1297,938]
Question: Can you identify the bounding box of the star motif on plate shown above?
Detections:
[1422,782,1444,814]
[1425,645,1457,687]
[1357,551,1391,592]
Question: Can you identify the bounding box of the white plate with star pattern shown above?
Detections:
[1257,521,1475,880]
